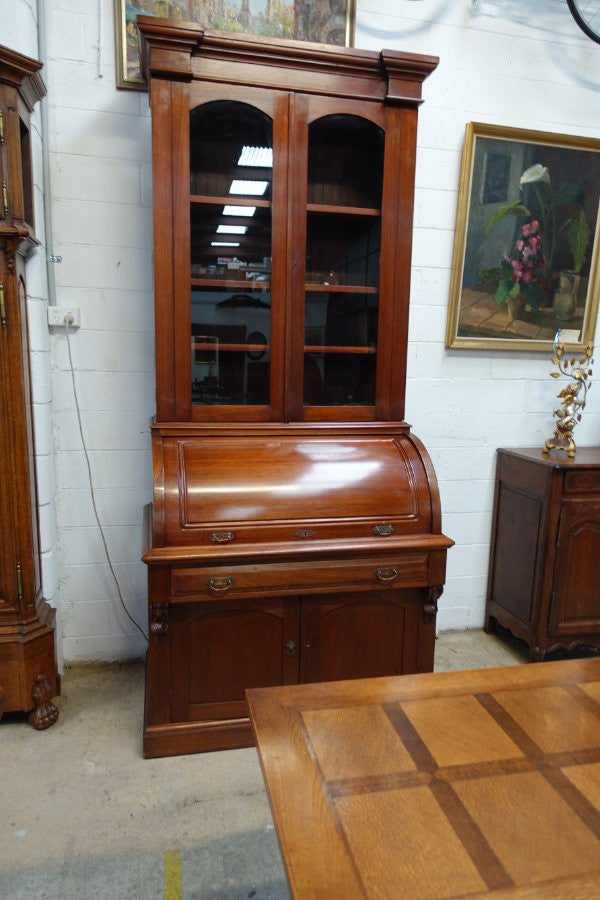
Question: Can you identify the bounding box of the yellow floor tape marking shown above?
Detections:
[164,849,182,900]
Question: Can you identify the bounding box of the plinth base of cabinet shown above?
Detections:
[486,606,600,662]
[143,717,254,758]
[0,600,60,725]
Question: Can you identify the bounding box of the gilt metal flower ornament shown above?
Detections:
[543,330,593,458]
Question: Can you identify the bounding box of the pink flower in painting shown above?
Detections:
[511,260,524,280]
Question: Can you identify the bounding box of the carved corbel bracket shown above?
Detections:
[150,601,169,635]
[0,224,35,267]
[423,585,443,623]
[137,16,203,81]
[381,50,439,105]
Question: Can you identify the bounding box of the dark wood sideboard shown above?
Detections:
[486,447,600,661]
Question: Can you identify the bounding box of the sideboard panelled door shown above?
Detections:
[550,498,600,635]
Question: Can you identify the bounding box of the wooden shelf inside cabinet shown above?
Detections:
[191,278,271,290]
[191,195,271,209]
[193,342,269,353]
[304,346,376,355]
[306,204,380,217]
[139,18,447,756]
[305,283,377,293]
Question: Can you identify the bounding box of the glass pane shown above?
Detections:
[189,101,273,406]
[304,291,378,406]
[306,212,380,287]
[191,203,272,283]
[308,115,384,208]
[190,101,273,200]
[191,288,271,406]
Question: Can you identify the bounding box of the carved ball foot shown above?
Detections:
[28,674,59,730]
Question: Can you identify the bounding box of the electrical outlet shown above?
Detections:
[47,306,81,328]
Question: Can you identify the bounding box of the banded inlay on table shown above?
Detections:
[247,658,600,899]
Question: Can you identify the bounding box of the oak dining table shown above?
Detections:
[247,657,600,899]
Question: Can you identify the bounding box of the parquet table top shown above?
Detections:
[247,658,600,899]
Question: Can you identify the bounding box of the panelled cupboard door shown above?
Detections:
[299,590,424,684]
[549,498,600,635]
[169,596,300,723]
[0,343,20,621]
[0,266,35,623]
[168,82,290,423]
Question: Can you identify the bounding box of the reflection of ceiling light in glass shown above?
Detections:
[217,225,248,234]
[229,180,269,196]
[223,205,256,216]
[237,146,273,167]
[211,241,240,247]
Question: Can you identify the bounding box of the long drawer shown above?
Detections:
[170,554,430,601]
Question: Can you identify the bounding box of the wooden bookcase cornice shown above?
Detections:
[137,17,438,104]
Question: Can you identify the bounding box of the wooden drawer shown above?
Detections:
[564,470,600,494]
[171,554,430,600]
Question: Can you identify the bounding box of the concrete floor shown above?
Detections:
[1,630,530,899]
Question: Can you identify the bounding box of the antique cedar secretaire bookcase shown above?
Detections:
[138,17,452,757]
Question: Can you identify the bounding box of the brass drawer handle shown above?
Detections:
[207,576,235,593]
[373,524,394,537]
[285,640,297,655]
[210,531,235,543]
[374,566,399,583]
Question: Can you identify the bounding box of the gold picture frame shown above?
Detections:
[114,0,357,90]
[446,122,600,351]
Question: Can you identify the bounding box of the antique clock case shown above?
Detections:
[139,18,451,757]
[0,45,59,728]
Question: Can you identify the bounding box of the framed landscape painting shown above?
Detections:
[115,0,356,89]
[446,122,600,352]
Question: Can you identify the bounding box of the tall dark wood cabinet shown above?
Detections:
[486,448,600,661]
[139,18,452,757]
[0,45,59,728]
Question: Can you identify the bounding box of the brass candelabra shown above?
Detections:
[543,331,593,458]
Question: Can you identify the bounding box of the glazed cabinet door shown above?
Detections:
[287,96,415,422]
[155,81,290,422]
[549,498,600,636]
[299,589,426,684]
[169,596,300,723]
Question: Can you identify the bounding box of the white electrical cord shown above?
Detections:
[64,317,148,642]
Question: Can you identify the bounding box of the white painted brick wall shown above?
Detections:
[9,0,600,661]
[40,0,153,660]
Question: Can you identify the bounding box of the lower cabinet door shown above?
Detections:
[169,596,300,723]
[549,499,600,635]
[299,589,423,684]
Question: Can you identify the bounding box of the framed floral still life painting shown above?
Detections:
[115,0,356,90]
[446,123,600,351]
